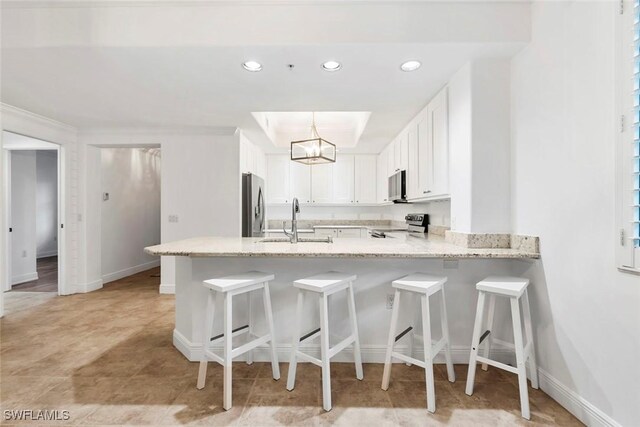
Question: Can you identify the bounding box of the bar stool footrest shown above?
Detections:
[231,334,272,359]
[475,356,518,374]
[295,350,323,367]
[391,351,426,369]
[210,324,249,342]
[328,335,356,359]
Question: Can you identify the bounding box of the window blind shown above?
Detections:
[634,0,640,247]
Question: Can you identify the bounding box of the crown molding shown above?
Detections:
[1,103,77,133]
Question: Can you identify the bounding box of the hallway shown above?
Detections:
[11,256,57,292]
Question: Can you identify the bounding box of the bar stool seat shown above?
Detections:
[381,273,455,413]
[286,271,363,412]
[466,276,539,420]
[197,271,280,411]
[475,276,528,297]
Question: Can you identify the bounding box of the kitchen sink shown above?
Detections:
[258,237,333,243]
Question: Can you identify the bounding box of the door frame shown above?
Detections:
[2,134,66,296]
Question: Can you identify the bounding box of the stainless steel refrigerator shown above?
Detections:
[242,173,266,237]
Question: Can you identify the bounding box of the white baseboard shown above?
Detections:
[37,251,58,258]
[11,272,38,285]
[159,283,175,295]
[173,330,621,426]
[101,260,160,284]
[537,368,621,427]
[79,279,103,293]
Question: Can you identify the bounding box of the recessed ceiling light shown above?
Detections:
[400,60,421,72]
[322,61,342,72]
[242,61,262,72]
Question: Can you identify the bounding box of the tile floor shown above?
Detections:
[0,268,583,426]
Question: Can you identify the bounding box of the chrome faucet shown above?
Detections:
[283,197,300,243]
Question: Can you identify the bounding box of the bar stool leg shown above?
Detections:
[246,290,253,365]
[347,282,364,380]
[440,287,455,382]
[263,282,280,380]
[465,291,486,396]
[197,290,216,390]
[223,292,233,411]
[511,296,530,420]
[319,293,332,411]
[406,293,415,367]
[522,289,539,389]
[381,289,401,390]
[286,290,304,391]
[481,294,496,371]
[421,294,436,413]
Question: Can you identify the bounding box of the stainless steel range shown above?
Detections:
[405,213,429,234]
[370,214,429,238]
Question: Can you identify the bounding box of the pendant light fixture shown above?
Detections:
[290,112,337,165]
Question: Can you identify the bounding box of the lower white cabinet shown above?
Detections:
[315,228,364,238]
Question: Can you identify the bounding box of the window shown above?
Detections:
[618,0,640,271]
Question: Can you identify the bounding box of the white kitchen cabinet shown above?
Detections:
[377,149,389,203]
[406,122,420,200]
[398,132,409,172]
[387,142,395,175]
[266,155,290,204]
[354,155,377,204]
[337,228,362,238]
[428,87,449,197]
[240,135,266,179]
[315,228,363,238]
[417,109,432,197]
[311,163,334,203]
[289,161,312,203]
[315,228,337,238]
[332,155,355,204]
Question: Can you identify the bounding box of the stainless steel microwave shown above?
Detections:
[388,170,407,203]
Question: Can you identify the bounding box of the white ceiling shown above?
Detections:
[0,2,530,153]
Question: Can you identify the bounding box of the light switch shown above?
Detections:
[103,192,110,201]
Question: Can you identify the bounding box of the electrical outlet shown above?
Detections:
[444,260,459,269]
[386,293,395,310]
[168,215,179,223]
[103,192,110,201]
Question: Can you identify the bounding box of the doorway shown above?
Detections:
[3,132,63,301]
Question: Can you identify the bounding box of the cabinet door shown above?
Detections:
[336,228,362,238]
[387,142,396,174]
[406,123,420,200]
[332,155,355,203]
[354,155,377,204]
[429,87,449,196]
[266,155,290,203]
[315,228,336,238]
[290,161,311,203]
[398,132,409,171]
[377,150,389,203]
[417,109,432,197]
[311,163,334,203]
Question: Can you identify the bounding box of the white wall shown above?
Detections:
[511,2,640,425]
[36,150,57,258]
[10,150,37,284]
[449,59,512,233]
[100,148,161,283]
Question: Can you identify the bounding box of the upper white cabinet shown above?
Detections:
[355,155,377,204]
[380,85,450,202]
[266,154,377,205]
[428,87,449,197]
[377,149,389,203]
[332,155,355,203]
[240,134,266,179]
[266,155,290,204]
[290,161,312,203]
[310,163,334,203]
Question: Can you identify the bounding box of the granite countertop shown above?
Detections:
[265,228,315,233]
[145,234,539,259]
[312,224,408,231]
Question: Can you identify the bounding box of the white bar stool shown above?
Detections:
[286,271,363,412]
[465,276,539,420]
[196,271,280,410]
[381,273,455,413]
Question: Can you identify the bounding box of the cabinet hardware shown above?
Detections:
[423,190,431,194]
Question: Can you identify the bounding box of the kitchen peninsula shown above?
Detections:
[146,234,539,363]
